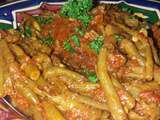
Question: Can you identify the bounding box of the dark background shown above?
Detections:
[0,0,24,5]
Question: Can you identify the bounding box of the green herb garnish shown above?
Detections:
[114,34,124,42]
[34,16,53,25]
[24,25,32,37]
[40,36,54,46]
[89,36,104,54]
[84,68,98,83]
[78,15,92,28]
[75,28,85,36]
[71,35,80,47]
[64,40,75,53]
[88,74,98,83]
[61,0,93,27]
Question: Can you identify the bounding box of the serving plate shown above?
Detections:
[0,0,160,119]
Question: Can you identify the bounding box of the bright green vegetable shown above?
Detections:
[78,15,92,27]
[40,36,54,46]
[61,0,93,27]
[75,28,85,36]
[71,35,80,47]
[88,74,98,83]
[64,40,75,53]
[114,34,124,42]
[84,68,98,83]
[89,36,104,54]
[34,16,53,25]
[24,25,32,37]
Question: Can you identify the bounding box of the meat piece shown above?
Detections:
[39,6,127,78]
[47,16,99,74]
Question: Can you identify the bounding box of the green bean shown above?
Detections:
[9,44,26,63]
[0,39,14,63]
[120,39,144,66]
[32,53,52,69]
[43,67,85,82]
[0,50,4,97]
[25,79,105,114]
[16,81,39,105]
[126,81,160,99]
[69,82,100,92]
[25,79,47,98]
[113,22,153,81]
[30,105,43,120]
[10,44,40,80]
[97,47,128,120]
[51,93,102,120]
[69,92,109,110]
[25,79,108,118]
[21,63,40,81]
[112,77,135,110]
[3,71,13,96]
[0,39,15,95]
[35,76,48,87]
[42,101,66,120]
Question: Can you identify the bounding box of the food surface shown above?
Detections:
[0,0,160,120]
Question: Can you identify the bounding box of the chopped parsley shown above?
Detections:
[24,25,32,37]
[34,16,53,25]
[84,68,98,83]
[61,0,93,27]
[89,36,104,54]
[71,35,80,47]
[114,34,124,42]
[88,74,98,83]
[78,15,92,28]
[64,40,75,53]
[75,28,85,36]
[40,36,54,46]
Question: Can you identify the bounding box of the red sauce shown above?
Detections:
[140,89,160,104]
[107,51,126,71]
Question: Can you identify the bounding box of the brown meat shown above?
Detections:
[17,5,145,81]
[40,8,105,74]
[40,6,128,77]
